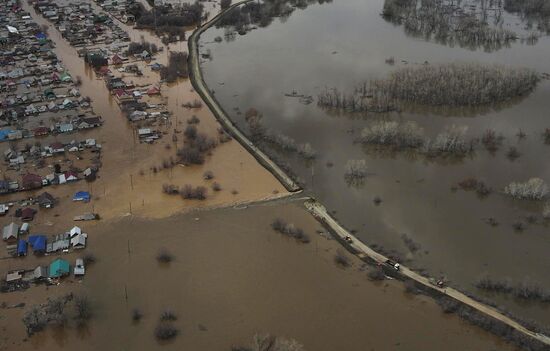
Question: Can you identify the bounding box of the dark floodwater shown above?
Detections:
[200,0,550,326]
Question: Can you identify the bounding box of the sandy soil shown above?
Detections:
[0,202,517,351]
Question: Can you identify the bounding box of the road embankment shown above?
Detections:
[187,1,301,193]
[304,198,550,350]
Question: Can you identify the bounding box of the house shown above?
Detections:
[139,50,150,60]
[17,239,27,257]
[64,171,78,182]
[49,258,70,278]
[37,192,55,208]
[70,233,87,249]
[59,123,74,133]
[33,266,48,280]
[21,207,36,221]
[147,85,160,96]
[0,204,9,215]
[60,72,71,82]
[97,66,111,76]
[111,54,123,65]
[113,89,133,103]
[2,222,19,243]
[76,116,102,129]
[28,235,47,253]
[43,88,56,99]
[34,126,50,137]
[69,226,82,237]
[73,191,90,202]
[22,173,42,189]
[74,258,85,276]
[50,142,65,153]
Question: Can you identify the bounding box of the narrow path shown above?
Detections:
[187,0,301,193]
[186,2,550,349]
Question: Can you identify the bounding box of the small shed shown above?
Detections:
[74,258,85,276]
[19,222,29,235]
[49,258,70,278]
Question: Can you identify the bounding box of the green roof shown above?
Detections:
[49,258,70,278]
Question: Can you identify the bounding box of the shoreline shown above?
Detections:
[186,3,550,350]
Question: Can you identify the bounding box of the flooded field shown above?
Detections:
[200,0,550,326]
[0,202,519,351]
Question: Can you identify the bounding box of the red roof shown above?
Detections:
[50,142,64,149]
[21,207,36,220]
[147,86,160,95]
[113,89,129,98]
[97,66,111,75]
[34,126,49,135]
[111,54,123,65]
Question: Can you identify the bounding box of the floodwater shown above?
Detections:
[0,202,519,351]
[200,0,550,326]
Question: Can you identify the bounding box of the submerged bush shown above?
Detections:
[504,178,549,200]
[344,160,368,183]
[271,218,310,244]
[234,333,304,351]
[360,121,423,149]
[155,323,178,340]
[424,125,472,155]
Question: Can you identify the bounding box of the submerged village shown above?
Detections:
[0,0,549,350]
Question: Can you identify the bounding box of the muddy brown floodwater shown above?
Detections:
[200,0,550,327]
[0,202,519,351]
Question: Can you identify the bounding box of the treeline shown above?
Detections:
[135,2,204,41]
[160,52,188,82]
[318,63,538,112]
[217,0,332,33]
[382,0,519,52]
[126,41,158,56]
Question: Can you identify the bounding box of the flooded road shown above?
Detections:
[200,0,550,326]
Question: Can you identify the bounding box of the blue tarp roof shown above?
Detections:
[17,239,27,256]
[28,235,46,252]
[0,129,13,141]
[35,32,46,40]
[73,191,90,201]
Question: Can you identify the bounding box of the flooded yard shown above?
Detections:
[200,0,550,327]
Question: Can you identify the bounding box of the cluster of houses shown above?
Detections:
[3,257,86,292]
[3,222,88,256]
[0,136,100,194]
[34,1,130,47]
[0,115,103,142]
[94,0,139,24]
[0,5,99,137]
